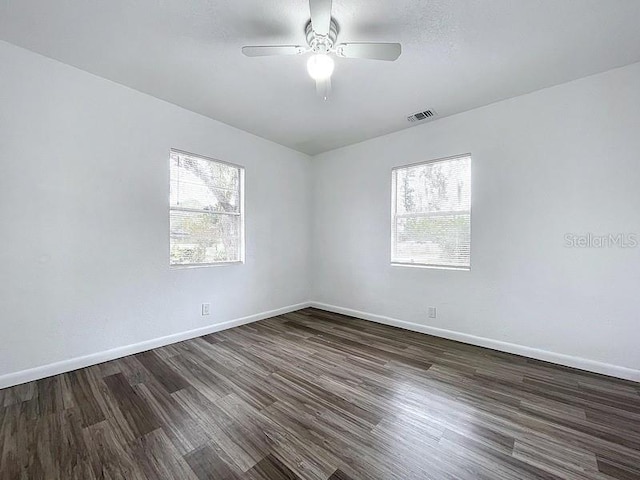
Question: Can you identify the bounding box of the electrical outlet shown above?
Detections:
[201,303,211,316]
[428,307,437,319]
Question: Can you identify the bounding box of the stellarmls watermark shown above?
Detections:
[564,233,638,248]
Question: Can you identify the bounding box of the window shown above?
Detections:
[170,150,244,266]
[392,154,471,269]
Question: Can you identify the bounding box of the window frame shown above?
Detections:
[169,148,245,268]
[391,153,472,271]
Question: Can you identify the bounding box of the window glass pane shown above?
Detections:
[396,157,471,214]
[170,153,240,213]
[170,211,241,265]
[394,214,470,267]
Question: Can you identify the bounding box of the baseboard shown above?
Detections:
[4,300,637,389]
[309,302,640,383]
[0,301,311,390]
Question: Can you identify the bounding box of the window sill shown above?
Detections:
[391,262,470,271]
[170,261,244,269]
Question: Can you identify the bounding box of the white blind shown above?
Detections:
[170,150,244,266]
[392,155,471,269]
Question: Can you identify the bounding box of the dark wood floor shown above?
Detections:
[1,308,640,479]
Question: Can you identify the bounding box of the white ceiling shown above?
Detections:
[1,1,640,155]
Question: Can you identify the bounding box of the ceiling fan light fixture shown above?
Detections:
[242,0,401,98]
[307,54,335,81]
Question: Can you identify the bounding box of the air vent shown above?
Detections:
[407,109,436,123]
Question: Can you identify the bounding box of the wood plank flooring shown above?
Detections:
[1,307,640,479]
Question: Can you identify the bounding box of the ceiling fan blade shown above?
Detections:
[242,45,306,57]
[309,0,332,36]
[336,43,402,61]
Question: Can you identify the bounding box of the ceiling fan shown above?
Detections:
[242,0,402,100]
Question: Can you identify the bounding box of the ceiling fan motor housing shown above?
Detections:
[305,18,339,54]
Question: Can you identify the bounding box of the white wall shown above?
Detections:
[312,62,640,377]
[2,39,639,386]
[0,41,312,383]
